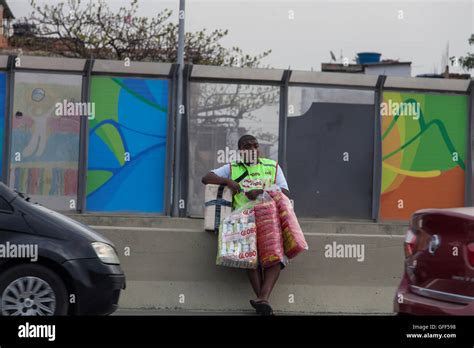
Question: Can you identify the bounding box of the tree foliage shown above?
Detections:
[14,0,272,68]
[455,34,474,71]
[13,0,279,163]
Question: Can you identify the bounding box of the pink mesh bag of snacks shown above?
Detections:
[254,192,284,268]
[268,189,308,259]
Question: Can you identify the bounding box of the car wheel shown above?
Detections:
[0,264,68,316]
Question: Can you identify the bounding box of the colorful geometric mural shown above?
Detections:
[86,77,168,212]
[0,72,6,178]
[381,92,468,220]
[10,72,82,210]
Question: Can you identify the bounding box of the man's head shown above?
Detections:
[238,134,259,164]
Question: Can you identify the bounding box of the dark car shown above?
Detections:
[394,207,474,315]
[0,183,125,316]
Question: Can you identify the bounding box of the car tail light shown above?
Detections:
[467,242,474,267]
[404,229,417,258]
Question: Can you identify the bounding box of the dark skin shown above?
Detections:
[202,138,290,309]
[201,139,290,198]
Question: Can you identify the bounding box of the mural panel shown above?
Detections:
[10,72,82,210]
[381,92,468,220]
[86,77,169,213]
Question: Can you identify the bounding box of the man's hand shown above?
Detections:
[202,172,241,195]
[245,189,264,200]
[225,179,241,195]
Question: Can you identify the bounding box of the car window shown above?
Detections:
[0,196,13,213]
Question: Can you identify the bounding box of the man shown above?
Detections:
[202,134,290,315]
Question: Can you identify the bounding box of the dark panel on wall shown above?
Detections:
[286,102,375,219]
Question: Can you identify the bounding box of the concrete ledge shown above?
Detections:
[67,214,409,235]
[67,214,203,230]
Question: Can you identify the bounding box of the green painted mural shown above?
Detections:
[381,92,468,220]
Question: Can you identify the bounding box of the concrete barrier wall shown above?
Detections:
[69,215,408,314]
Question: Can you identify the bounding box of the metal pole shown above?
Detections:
[77,58,94,213]
[165,64,178,216]
[371,75,386,222]
[2,55,15,184]
[278,69,291,174]
[466,79,474,206]
[172,0,185,216]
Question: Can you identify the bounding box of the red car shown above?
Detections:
[394,207,474,315]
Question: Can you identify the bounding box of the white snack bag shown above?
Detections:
[216,205,258,269]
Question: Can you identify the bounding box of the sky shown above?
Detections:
[7,0,474,76]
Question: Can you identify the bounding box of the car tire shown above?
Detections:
[0,264,68,316]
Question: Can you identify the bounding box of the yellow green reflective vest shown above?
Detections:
[230,158,278,209]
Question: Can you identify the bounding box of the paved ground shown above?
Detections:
[114,308,394,316]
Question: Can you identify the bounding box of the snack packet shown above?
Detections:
[268,189,308,259]
[254,192,284,268]
[216,204,258,269]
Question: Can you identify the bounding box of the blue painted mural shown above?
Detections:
[86,77,168,212]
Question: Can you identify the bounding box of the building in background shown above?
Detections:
[322,52,412,77]
[417,64,471,79]
[322,51,471,79]
[0,0,14,49]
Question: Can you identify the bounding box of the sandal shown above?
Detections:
[249,299,260,313]
[250,299,274,316]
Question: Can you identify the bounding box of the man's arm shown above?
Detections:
[281,187,290,198]
[276,165,290,198]
[201,164,241,195]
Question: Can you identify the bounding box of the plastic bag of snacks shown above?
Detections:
[254,192,284,268]
[216,203,258,269]
[268,189,308,259]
